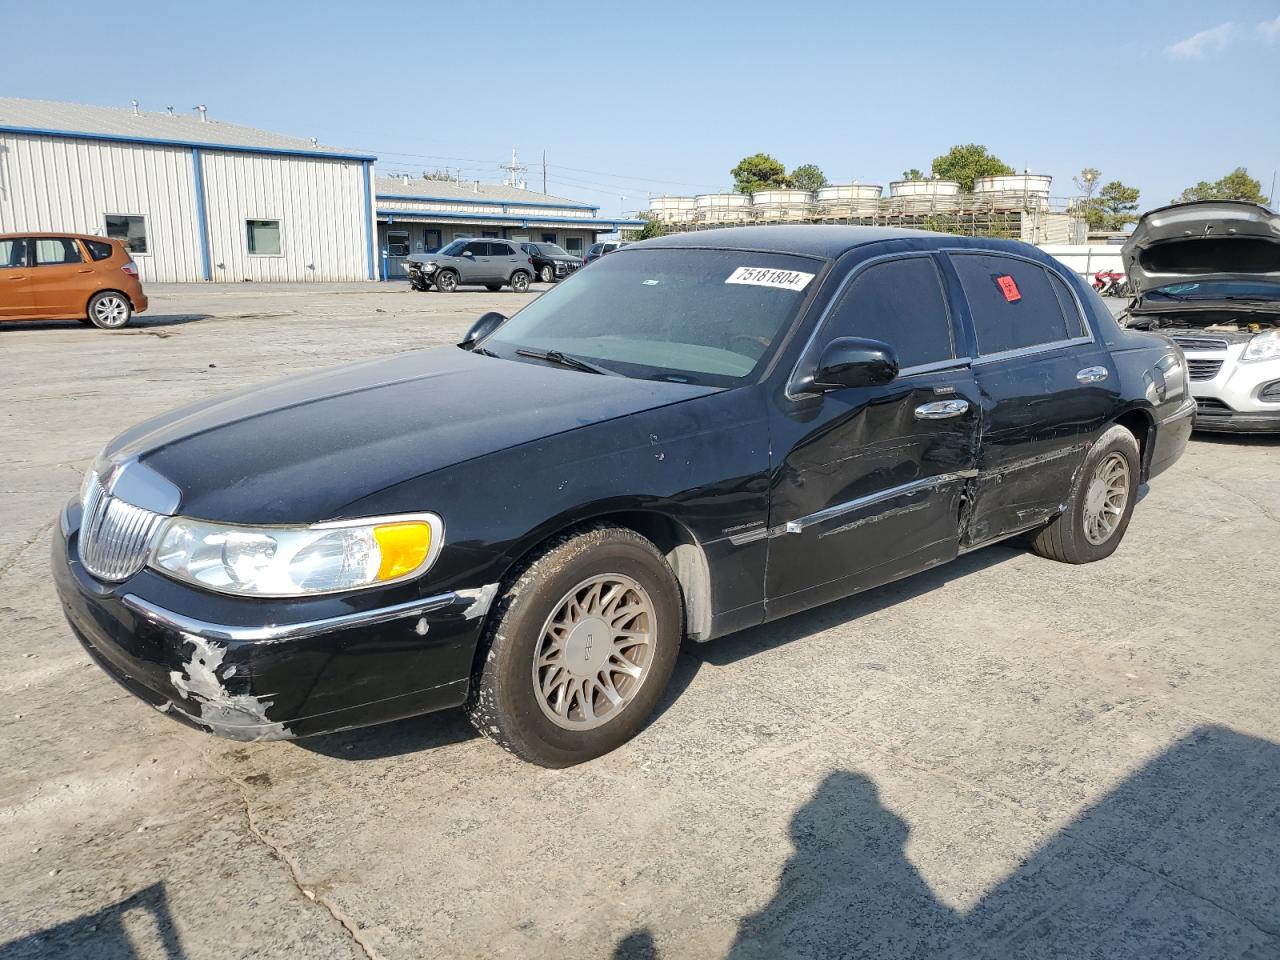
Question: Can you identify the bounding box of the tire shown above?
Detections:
[87,291,132,329]
[539,265,555,283]
[435,270,459,293]
[509,270,531,293]
[466,524,683,767]
[1030,424,1140,564]
[485,284,503,292]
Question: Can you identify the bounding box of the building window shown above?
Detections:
[387,230,410,257]
[564,237,584,254]
[541,232,557,244]
[482,230,499,238]
[246,219,282,256]
[105,214,148,254]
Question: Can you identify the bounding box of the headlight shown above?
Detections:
[1242,329,1280,363]
[150,514,443,597]
[420,261,438,273]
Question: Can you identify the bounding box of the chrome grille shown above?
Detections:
[1171,336,1229,351]
[1186,358,1224,381]
[79,474,164,581]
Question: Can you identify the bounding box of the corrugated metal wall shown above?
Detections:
[0,132,373,283]
[0,133,203,282]
[201,152,368,282]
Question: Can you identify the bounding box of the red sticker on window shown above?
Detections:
[996,275,1021,302]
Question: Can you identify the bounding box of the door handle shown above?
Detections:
[914,399,970,420]
[7,275,25,280]
[1076,366,1109,384]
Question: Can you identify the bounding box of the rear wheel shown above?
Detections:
[510,271,531,293]
[87,291,132,329]
[435,270,459,293]
[539,265,555,283]
[466,525,683,767]
[1031,424,1140,564]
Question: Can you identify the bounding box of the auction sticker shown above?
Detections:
[725,266,815,292]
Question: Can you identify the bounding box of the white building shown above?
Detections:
[0,98,378,283]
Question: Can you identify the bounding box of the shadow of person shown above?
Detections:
[727,771,957,960]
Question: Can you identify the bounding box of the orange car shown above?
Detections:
[0,232,148,329]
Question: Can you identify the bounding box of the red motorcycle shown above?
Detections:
[1092,269,1130,298]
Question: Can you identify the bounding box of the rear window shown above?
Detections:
[85,239,115,261]
[950,254,1078,355]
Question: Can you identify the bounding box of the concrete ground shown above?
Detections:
[1,283,1277,960]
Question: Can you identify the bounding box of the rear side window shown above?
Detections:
[951,254,1078,355]
[822,256,956,369]
[85,239,114,261]
[34,238,84,265]
[1047,271,1088,338]
[0,238,30,268]
[489,242,514,257]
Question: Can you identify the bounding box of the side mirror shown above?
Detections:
[811,337,899,390]
[463,249,475,257]
[459,311,506,349]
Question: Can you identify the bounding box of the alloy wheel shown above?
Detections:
[93,295,129,328]
[1082,451,1130,545]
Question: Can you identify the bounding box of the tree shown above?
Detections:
[789,164,828,193]
[900,168,929,181]
[1073,167,1101,203]
[1176,167,1269,204]
[1084,180,1141,231]
[629,211,667,241]
[731,153,789,194]
[929,144,1015,192]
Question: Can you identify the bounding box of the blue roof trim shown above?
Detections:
[0,123,377,161]
[377,193,600,212]
[377,209,643,227]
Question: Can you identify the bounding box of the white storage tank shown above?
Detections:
[647,195,698,224]
[751,189,814,221]
[973,173,1053,210]
[694,193,753,223]
[889,179,961,212]
[815,183,883,217]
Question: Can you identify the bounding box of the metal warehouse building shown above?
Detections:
[376,176,640,279]
[0,97,642,284]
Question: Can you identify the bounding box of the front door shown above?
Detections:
[0,237,34,318]
[944,252,1119,547]
[766,253,980,620]
[30,237,93,317]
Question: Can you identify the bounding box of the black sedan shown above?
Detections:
[53,227,1194,766]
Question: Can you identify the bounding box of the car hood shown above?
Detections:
[103,347,717,524]
[1123,201,1280,296]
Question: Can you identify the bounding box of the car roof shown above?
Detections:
[0,231,117,242]
[632,225,978,259]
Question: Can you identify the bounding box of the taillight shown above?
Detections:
[121,261,139,277]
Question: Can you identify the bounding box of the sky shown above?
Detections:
[5,0,1279,217]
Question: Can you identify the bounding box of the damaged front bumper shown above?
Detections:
[52,507,493,741]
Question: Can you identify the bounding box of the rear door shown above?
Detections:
[0,237,34,318]
[459,240,490,283]
[492,242,520,282]
[766,253,980,619]
[30,237,93,316]
[945,251,1118,547]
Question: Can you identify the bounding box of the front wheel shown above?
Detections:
[539,265,555,283]
[87,291,132,329]
[435,270,459,293]
[1030,424,1140,564]
[466,525,683,767]
[509,271,531,293]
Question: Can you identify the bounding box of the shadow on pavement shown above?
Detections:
[0,882,184,959]
[0,313,213,333]
[616,724,1280,958]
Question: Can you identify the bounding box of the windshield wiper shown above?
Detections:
[515,348,617,376]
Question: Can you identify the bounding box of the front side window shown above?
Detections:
[486,248,821,386]
[951,254,1076,356]
[438,239,468,256]
[0,237,30,268]
[246,219,282,256]
[822,257,956,370]
[105,214,147,254]
[34,238,84,265]
[387,230,410,258]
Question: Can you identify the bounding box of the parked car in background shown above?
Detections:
[1120,200,1280,433]
[405,239,534,293]
[53,226,1192,767]
[0,232,147,329]
[519,243,583,283]
[584,240,628,265]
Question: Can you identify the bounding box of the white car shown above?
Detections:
[1121,201,1280,433]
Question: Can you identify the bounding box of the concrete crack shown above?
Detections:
[203,753,383,960]
[1190,468,1279,525]
[0,519,56,583]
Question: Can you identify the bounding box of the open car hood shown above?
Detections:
[1122,201,1280,296]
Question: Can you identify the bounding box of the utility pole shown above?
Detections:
[542,151,547,194]
[500,149,527,189]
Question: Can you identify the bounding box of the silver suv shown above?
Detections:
[406,239,534,293]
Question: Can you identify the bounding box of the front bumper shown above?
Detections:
[1193,400,1280,433]
[52,507,490,741]
[1183,346,1280,434]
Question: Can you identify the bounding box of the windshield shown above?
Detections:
[535,244,569,257]
[484,248,822,386]
[438,239,468,256]
[1147,280,1280,302]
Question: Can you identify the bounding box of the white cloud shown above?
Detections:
[1258,15,1280,43]
[1165,22,1236,57]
